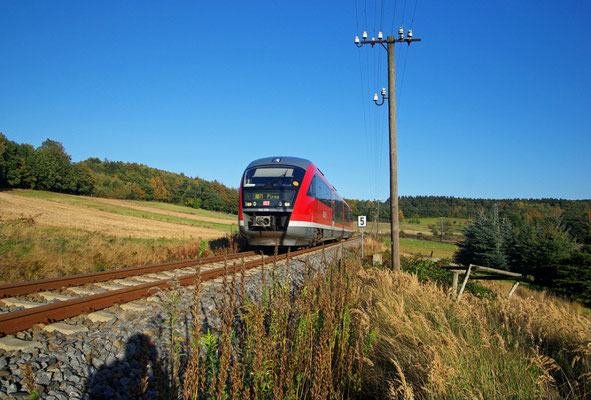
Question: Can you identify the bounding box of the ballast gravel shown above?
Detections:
[0,242,357,399]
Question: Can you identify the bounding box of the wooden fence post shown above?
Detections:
[508,281,520,298]
[452,272,459,297]
[456,264,472,302]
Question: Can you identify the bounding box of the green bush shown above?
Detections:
[379,252,496,300]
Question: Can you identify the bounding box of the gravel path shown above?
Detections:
[0,241,358,399]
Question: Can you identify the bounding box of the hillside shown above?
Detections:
[0,189,237,283]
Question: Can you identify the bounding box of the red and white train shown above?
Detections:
[239,157,354,247]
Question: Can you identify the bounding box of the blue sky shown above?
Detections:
[1,1,590,201]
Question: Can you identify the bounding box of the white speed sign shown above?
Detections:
[358,215,367,228]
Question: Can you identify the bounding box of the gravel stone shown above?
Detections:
[37,371,52,385]
[5,382,16,394]
[9,392,29,400]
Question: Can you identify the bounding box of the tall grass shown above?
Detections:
[183,247,370,399]
[178,244,590,399]
[356,266,591,399]
[0,216,223,283]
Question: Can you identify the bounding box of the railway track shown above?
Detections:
[0,241,347,336]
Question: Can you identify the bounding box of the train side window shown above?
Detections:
[307,175,317,198]
[333,198,342,224]
[307,174,331,208]
[319,177,330,207]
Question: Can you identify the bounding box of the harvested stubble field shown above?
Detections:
[0,189,236,283]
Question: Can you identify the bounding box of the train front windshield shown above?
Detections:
[243,167,306,189]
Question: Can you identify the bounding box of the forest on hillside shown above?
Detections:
[0,133,238,214]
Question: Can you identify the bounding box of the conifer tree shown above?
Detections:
[454,208,514,270]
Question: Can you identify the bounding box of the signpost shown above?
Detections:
[358,215,367,258]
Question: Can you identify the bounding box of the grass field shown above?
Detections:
[362,217,470,238]
[400,238,457,259]
[10,190,237,232]
[136,200,236,220]
[360,236,458,260]
[360,218,462,259]
[0,189,239,283]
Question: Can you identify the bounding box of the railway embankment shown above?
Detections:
[0,241,357,399]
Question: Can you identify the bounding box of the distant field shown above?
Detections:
[6,190,238,234]
[403,217,469,235]
[362,235,458,260]
[136,200,235,220]
[361,217,470,237]
[400,238,457,259]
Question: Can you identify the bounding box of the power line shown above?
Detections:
[400,0,407,28]
[397,45,411,115]
[354,0,359,32]
[380,0,385,32]
[391,0,398,35]
[410,0,419,29]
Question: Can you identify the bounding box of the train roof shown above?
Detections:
[245,157,313,171]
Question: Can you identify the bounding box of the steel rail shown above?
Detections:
[0,251,256,299]
[0,241,345,335]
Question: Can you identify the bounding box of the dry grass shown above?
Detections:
[73,197,235,226]
[362,237,388,254]
[0,217,225,283]
[356,267,591,399]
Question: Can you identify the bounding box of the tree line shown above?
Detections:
[346,196,591,232]
[2,133,589,228]
[0,133,238,213]
[0,134,94,195]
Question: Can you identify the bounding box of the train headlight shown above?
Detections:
[246,202,253,207]
[278,201,283,207]
[284,202,291,207]
[253,201,257,206]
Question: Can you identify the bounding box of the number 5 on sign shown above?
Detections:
[358,215,366,258]
[358,216,367,228]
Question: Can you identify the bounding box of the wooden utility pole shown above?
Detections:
[355,29,421,271]
[386,36,400,270]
